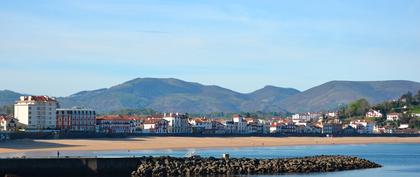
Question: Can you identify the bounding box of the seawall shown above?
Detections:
[0,155,382,177]
[0,157,140,177]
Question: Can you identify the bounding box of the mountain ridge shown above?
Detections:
[1,78,420,113]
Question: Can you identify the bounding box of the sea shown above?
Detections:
[1,143,420,177]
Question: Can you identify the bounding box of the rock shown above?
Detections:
[131,155,381,177]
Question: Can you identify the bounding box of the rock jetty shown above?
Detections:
[131,155,381,176]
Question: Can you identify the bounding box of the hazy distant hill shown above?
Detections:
[279,80,420,113]
[1,78,250,113]
[2,79,420,113]
[0,90,23,106]
[59,78,295,113]
[240,86,300,112]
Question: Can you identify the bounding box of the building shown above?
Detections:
[342,125,357,134]
[232,114,248,134]
[386,113,400,121]
[163,113,192,134]
[96,115,136,133]
[365,110,383,118]
[292,112,321,122]
[327,112,338,118]
[14,96,58,130]
[189,118,212,134]
[322,123,342,134]
[349,120,375,134]
[56,107,96,131]
[270,120,297,134]
[0,115,18,131]
[142,118,168,134]
[296,124,322,134]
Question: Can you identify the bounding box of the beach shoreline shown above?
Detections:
[1,137,420,153]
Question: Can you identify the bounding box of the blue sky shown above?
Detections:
[1,0,420,96]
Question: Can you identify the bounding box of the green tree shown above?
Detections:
[0,104,14,116]
[346,99,370,117]
[401,92,413,105]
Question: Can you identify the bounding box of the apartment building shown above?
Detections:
[14,96,58,130]
[56,107,96,131]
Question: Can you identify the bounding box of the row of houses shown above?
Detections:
[365,109,420,121]
[3,95,419,135]
[96,114,270,134]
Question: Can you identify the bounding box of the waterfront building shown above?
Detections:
[0,115,18,131]
[56,107,96,131]
[270,120,297,134]
[224,120,235,134]
[163,113,192,134]
[322,123,342,134]
[189,118,213,134]
[296,124,322,134]
[96,115,136,133]
[14,96,58,130]
[142,118,168,134]
[232,114,248,134]
[349,120,375,134]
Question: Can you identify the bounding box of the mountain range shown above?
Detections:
[1,78,420,113]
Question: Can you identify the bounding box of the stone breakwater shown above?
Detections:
[131,155,381,177]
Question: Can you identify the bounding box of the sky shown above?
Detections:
[1,0,420,96]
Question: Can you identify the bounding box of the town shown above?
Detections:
[1,91,420,141]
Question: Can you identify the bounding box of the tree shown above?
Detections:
[400,92,413,105]
[346,99,370,117]
[414,90,420,105]
[0,104,14,116]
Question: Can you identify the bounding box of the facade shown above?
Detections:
[14,96,58,130]
[292,112,322,122]
[163,113,192,134]
[189,118,213,134]
[96,115,136,133]
[322,123,342,134]
[0,115,18,131]
[270,121,297,134]
[56,107,96,131]
[349,120,375,134]
[386,113,400,121]
[142,118,168,133]
[232,114,248,134]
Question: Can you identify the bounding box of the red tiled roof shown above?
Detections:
[144,118,167,124]
[97,115,137,121]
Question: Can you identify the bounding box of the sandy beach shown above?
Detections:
[1,137,420,153]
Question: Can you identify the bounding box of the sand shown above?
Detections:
[1,137,420,153]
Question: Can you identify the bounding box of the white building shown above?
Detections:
[366,110,383,118]
[142,118,168,134]
[327,112,338,118]
[14,96,58,130]
[96,115,136,133]
[349,120,375,134]
[292,112,322,122]
[232,114,248,134]
[56,107,96,131]
[386,113,400,121]
[163,113,191,134]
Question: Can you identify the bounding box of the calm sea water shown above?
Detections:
[1,143,420,177]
